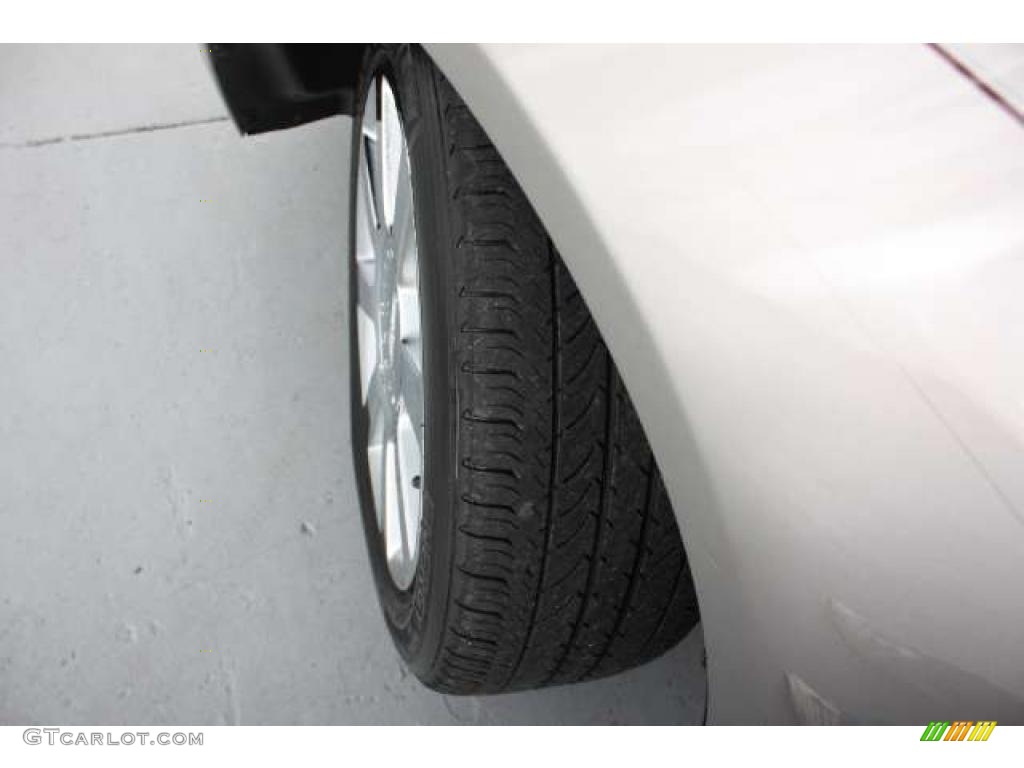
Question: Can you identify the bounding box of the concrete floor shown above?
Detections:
[0,44,706,725]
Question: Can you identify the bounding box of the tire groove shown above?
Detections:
[503,241,560,687]
[583,452,656,677]
[543,345,615,684]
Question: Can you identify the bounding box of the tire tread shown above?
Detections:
[422,62,699,694]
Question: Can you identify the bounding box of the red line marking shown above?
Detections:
[928,43,1024,129]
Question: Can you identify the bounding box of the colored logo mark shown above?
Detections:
[920,721,996,741]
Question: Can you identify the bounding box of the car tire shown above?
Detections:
[349,44,699,694]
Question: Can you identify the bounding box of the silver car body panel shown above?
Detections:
[425,44,1024,724]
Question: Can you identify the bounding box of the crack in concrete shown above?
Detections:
[0,115,231,150]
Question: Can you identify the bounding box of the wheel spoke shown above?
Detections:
[383,437,402,563]
[355,152,382,404]
[398,343,424,447]
[355,298,377,404]
[380,76,403,229]
[361,77,378,140]
[359,151,378,227]
[354,71,424,591]
[367,368,390,428]
[355,258,377,319]
[392,150,415,255]
[361,77,387,235]
[355,148,378,264]
[393,431,412,564]
[366,370,391,527]
[395,406,421,570]
[396,275,420,345]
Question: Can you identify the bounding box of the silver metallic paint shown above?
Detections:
[426,43,1024,724]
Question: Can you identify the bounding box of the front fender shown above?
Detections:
[426,43,1024,724]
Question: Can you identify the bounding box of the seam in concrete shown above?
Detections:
[0,115,231,150]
